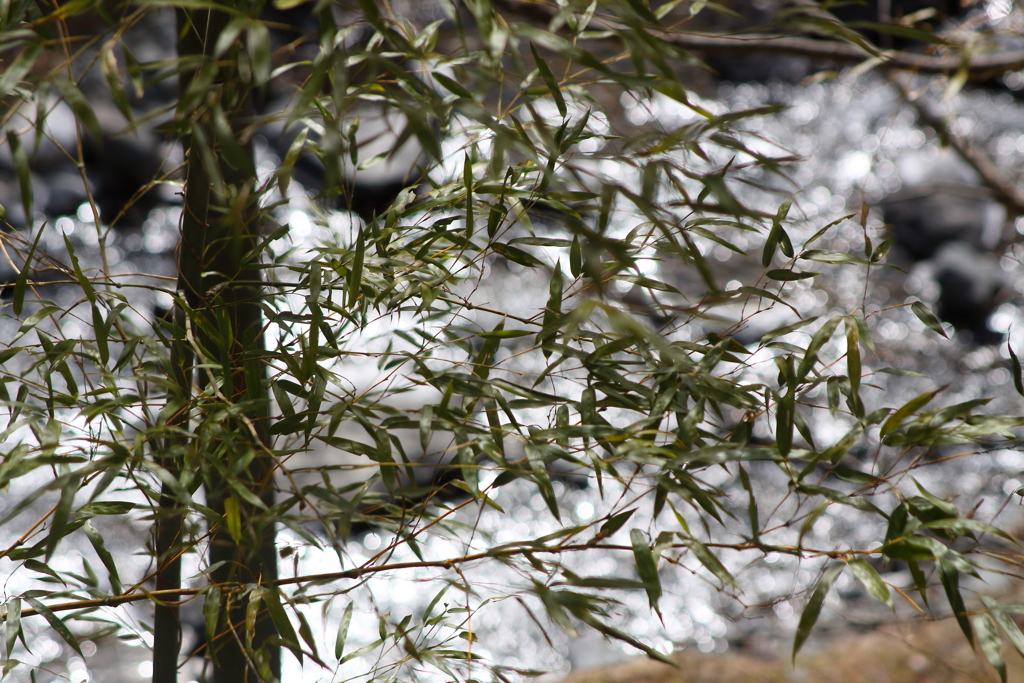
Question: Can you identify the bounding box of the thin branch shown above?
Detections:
[493,0,1024,79]
[892,75,1024,225]
[7,540,875,621]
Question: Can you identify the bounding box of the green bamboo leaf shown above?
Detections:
[1009,342,1024,397]
[799,249,869,265]
[23,597,81,655]
[294,609,322,664]
[335,602,353,661]
[96,43,131,125]
[921,518,1016,544]
[478,329,531,339]
[766,269,817,281]
[54,77,102,143]
[845,316,862,417]
[262,587,303,665]
[530,43,566,119]
[573,608,676,666]
[247,21,271,86]
[349,230,365,307]
[797,316,841,379]
[974,613,1005,683]
[432,72,474,99]
[762,223,782,268]
[599,508,636,538]
[871,237,892,263]
[989,600,1024,660]
[24,559,62,584]
[629,528,661,613]
[846,558,892,608]
[880,387,941,437]
[78,501,135,515]
[760,316,818,344]
[911,301,948,338]
[793,563,843,660]
[0,43,42,101]
[419,404,433,451]
[493,242,543,268]
[277,127,307,196]
[12,222,45,317]
[525,443,560,520]
[7,128,32,224]
[4,598,21,657]
[45,473,79,561]
[203,587,221,647]
[908,560,930,607]
[939,561,973,647]
[677,532,737,588]
[83,521,121,594]
[340,638,384,664]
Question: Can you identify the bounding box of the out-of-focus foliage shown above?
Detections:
[1,0,1024,681]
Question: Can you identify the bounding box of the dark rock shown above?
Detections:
[706,54,814,85]
[881,185,999,261]
[932,242,1007,344]
[81,131,165,227]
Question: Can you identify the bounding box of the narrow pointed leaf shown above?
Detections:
[630,529,661,613]
[793,563,843,660]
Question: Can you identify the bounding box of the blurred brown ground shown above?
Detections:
[562,619,1022,683]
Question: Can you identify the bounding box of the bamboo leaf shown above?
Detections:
[677,532,737,588]
[204,587,221,647]
[335,602,353,661]
[7,128,32,224]
[990,601,1024,660]
[845,316,862,417]
[23,597,81,655]
[975,613,1005,683]
[4,598,21,657]
[262,587,303,665]
[12,222,45,316]
[530,43,566,119]
[766,269,817,281]
[880,387,941,437]
[83,521,122,594]
[630,529,662,613]
[939,561,973,647]
[0,43,42,101]
[247,21,271,86]
[101,41,133,121]
[911,301,947,338]
[54,77,103,143]
[793,563,843,660]
[599,508,636,538]
[847,558,892,608]
[1009,342,1024,397]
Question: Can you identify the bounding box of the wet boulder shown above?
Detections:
[881,185,1001,261]
[81,127,166,226]
[932,242,1007,344]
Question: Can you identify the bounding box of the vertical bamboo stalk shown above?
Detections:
[157,6,278,682]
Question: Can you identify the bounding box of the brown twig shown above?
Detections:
[493,0,1024,79]
[892,76,1024,225]
[6,539,879,621]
